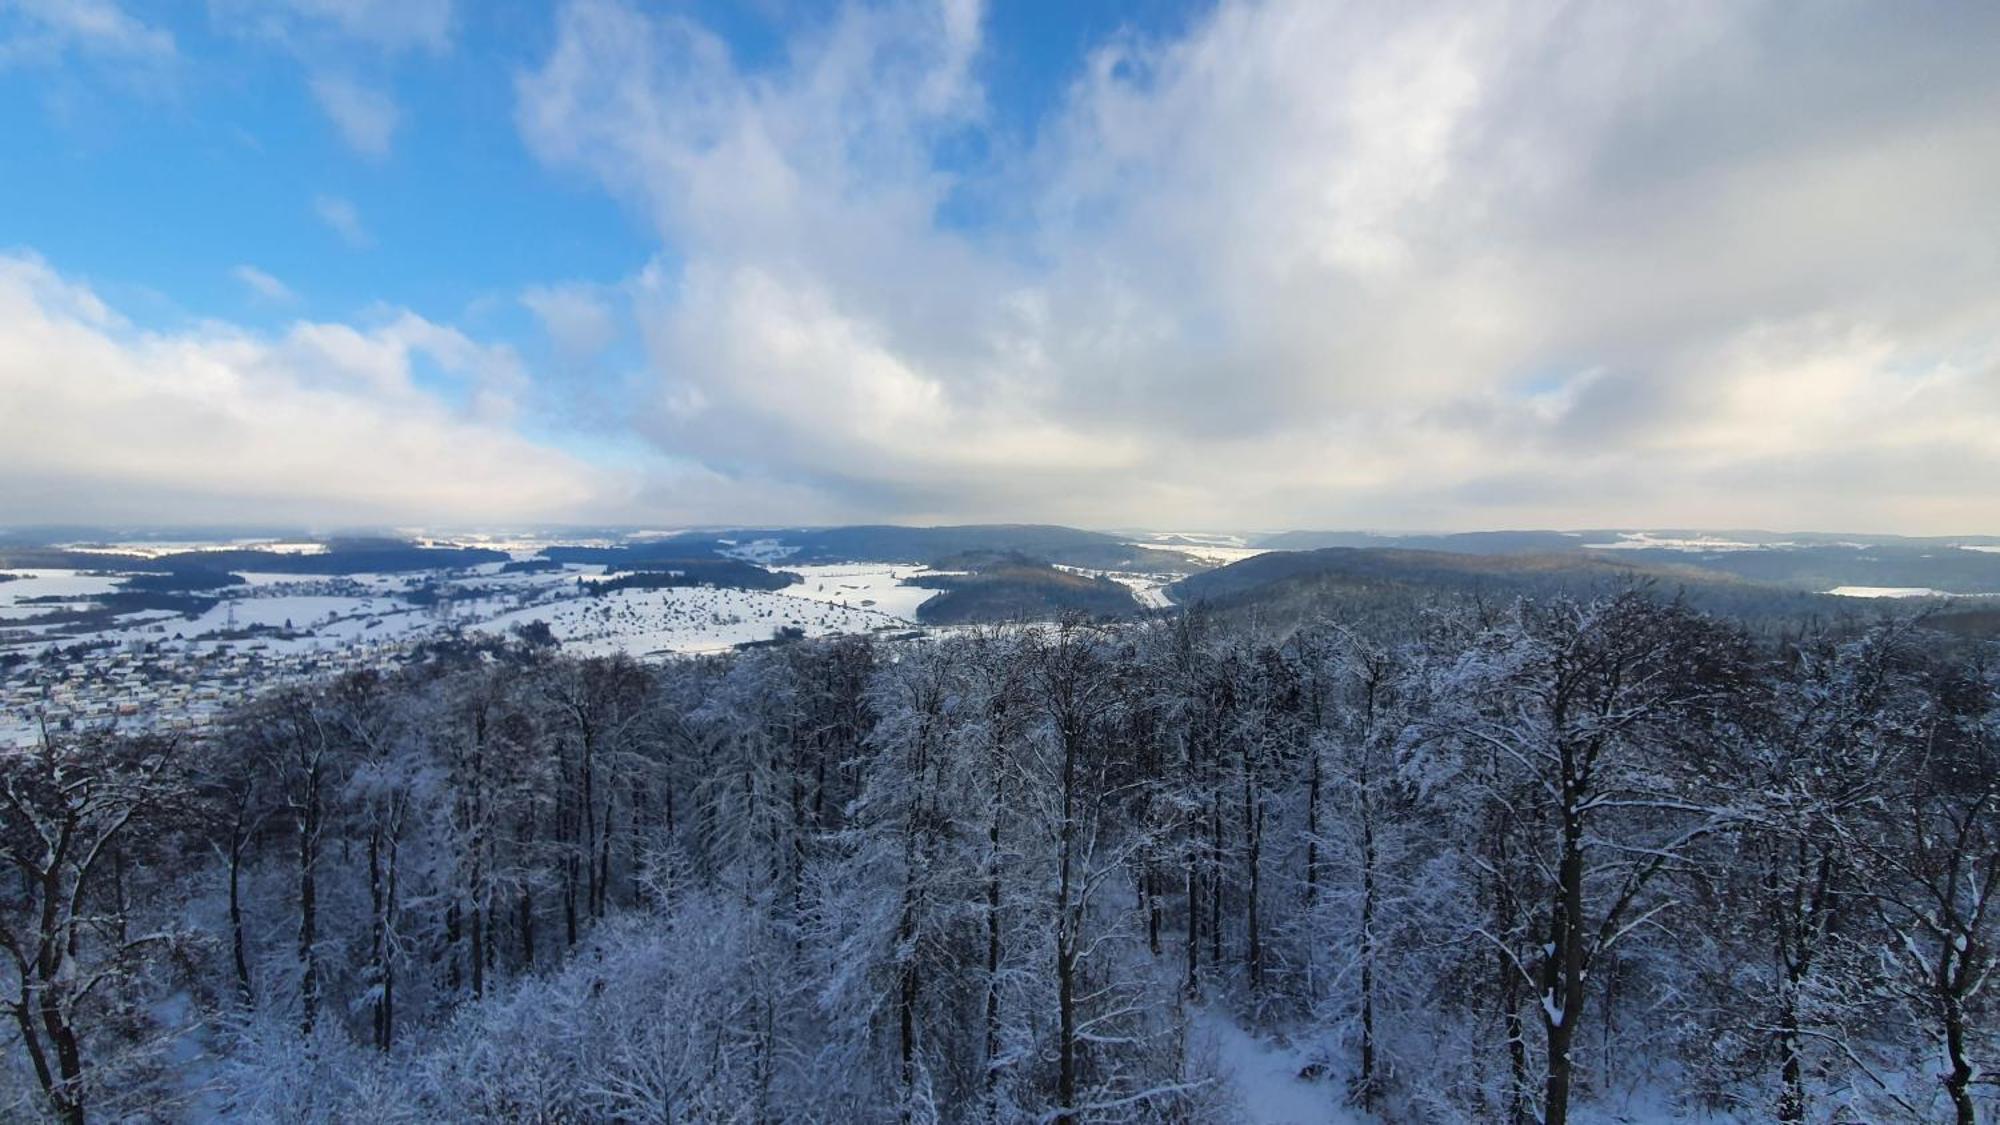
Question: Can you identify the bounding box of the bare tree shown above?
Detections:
[0,731,185,1124]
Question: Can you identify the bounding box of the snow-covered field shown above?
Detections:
[1137,543,1267,565]
[1828,585,1950,598]
[780,564,941,620]
[1139,531,1253,548]
[0,569,125,620]
[1056,564,1178,609]
[478,580,921,657]
[1197,1011,1362,1125]
[1585,532,1773,551]
[1,558,957,745]
[36,539,330,559]
[2,559,955,662]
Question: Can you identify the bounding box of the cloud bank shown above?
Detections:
[0,254,622,528]
[6,0,1999,533]
[515,0,2000,532]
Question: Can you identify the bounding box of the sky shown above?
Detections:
[2,0,1998,535]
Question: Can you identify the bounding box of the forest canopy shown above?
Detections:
[1,591,1995,1123]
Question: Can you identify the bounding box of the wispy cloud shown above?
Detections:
[231,264,297,303]
[0,0,174,69]
[211,0,452,55]
[212,0,448,168]
[309,73,399,157]
[312,194,371,248]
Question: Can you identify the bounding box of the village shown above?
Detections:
[0,556,959,746]
[0,633,418,745]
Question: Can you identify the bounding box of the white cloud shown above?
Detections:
[312,194,371,248]
[211,0,447,166]
[0,253,622,527]
[210,0,451,55]
[515,0,2000,533]
[0,0,173,68]
[521,283,617,366]
[231,264,296,303]
[309,73,399,157]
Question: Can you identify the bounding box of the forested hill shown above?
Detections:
[1169,546,1710,601]
[904,552,1142,623]
[5,593,1996,1122]
[0,539,507,575]
[1165,545,1842,627]
[1243,531,2000,595]
[600,524,1196,572]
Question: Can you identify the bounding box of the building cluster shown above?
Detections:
[0,637,414,746]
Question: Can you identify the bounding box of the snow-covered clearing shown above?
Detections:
[781,564,940,620]
[1137,531,1253,548]
[43,539,330,559]
[718,537,802,564]
[1827,585,1948,598]
[1585,532,1773,551]
[476,582,919,657]
[1108,572,1175,609]
[0,569,125,620]
[1144,543,1268,565]
[1054,565,1177,608]
[469,563,948,657]
[4,558,955,664]
[1195,1010,1361,1125]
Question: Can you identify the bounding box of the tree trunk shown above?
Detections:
[1542,803,1587,1125]
[519,888,535,968]
[297,777,320,1037]
[1502,951,1528,1125]
[1055,709,1081,1124]
[39,977,85,1124]
[1056,936,1077,1125]
[1492,827,1529,1125]
[1147,865,1162,957]
[1305,743,1322,907]
[1942,956,1977,1125]
[594,791,614,919]
[229,822,254,1005]
[1185,856,1200,999]
[1243,742,1263,991]
[369,828,387,1049]
[13,1002,58,1122]
[984,704,1007,1119]
[1357,808,1377,1110]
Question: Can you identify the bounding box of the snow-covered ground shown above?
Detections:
[477,581,920,657]
[1827,585,1949,598]
[0,569,125,620]
[717,537,802,564]
[464,562,948,657]
[1,559,956,663]
[1,558,957,745]
[34,539,331,559]
[1138,531,1254,548]
[780,564,941,620]
[1140,543,1267,565]
[1195,1011,1362,1125]
[1585,532,1775,551]
[1055,564,1178,609]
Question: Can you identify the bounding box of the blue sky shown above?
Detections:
[3,1,1999,534]
[0,1,1196,336]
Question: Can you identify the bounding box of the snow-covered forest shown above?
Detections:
[3,591,1996,1123]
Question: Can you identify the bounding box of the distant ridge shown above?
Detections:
[590,524,1198,572]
